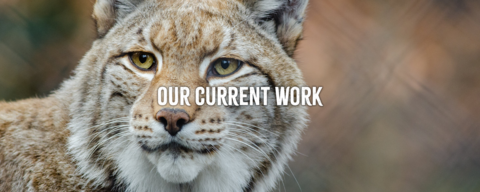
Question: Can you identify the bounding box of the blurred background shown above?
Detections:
[1,0,480,191]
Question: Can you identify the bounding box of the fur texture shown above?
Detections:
[0,0,309,191]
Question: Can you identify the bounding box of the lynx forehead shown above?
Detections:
[0,0,309,191]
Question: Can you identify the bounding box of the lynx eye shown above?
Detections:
[129,52,156,70]
[212,58,242,76]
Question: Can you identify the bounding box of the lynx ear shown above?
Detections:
[244,0,308,57]
[93,0,144,38]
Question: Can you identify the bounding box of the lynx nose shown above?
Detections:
[155,108,190,136]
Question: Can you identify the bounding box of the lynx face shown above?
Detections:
[125,12,277,183]
[67,0,309,191]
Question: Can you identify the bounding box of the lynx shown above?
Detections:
[0,0,309,191]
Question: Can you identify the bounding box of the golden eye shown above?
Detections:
[129,52,156,70]
[213,58,241,76]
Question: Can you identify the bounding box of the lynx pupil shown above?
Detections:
[139,54,148,63]
[221,60,230,69]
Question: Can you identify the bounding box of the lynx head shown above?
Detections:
[64,0,309,191]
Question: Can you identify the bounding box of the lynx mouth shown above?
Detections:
[140,141,218,155]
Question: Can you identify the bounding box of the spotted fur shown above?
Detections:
[0,0,309,191]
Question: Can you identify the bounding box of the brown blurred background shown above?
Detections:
[1,0,480,191]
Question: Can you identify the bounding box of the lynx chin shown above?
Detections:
[0,0,310,191]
